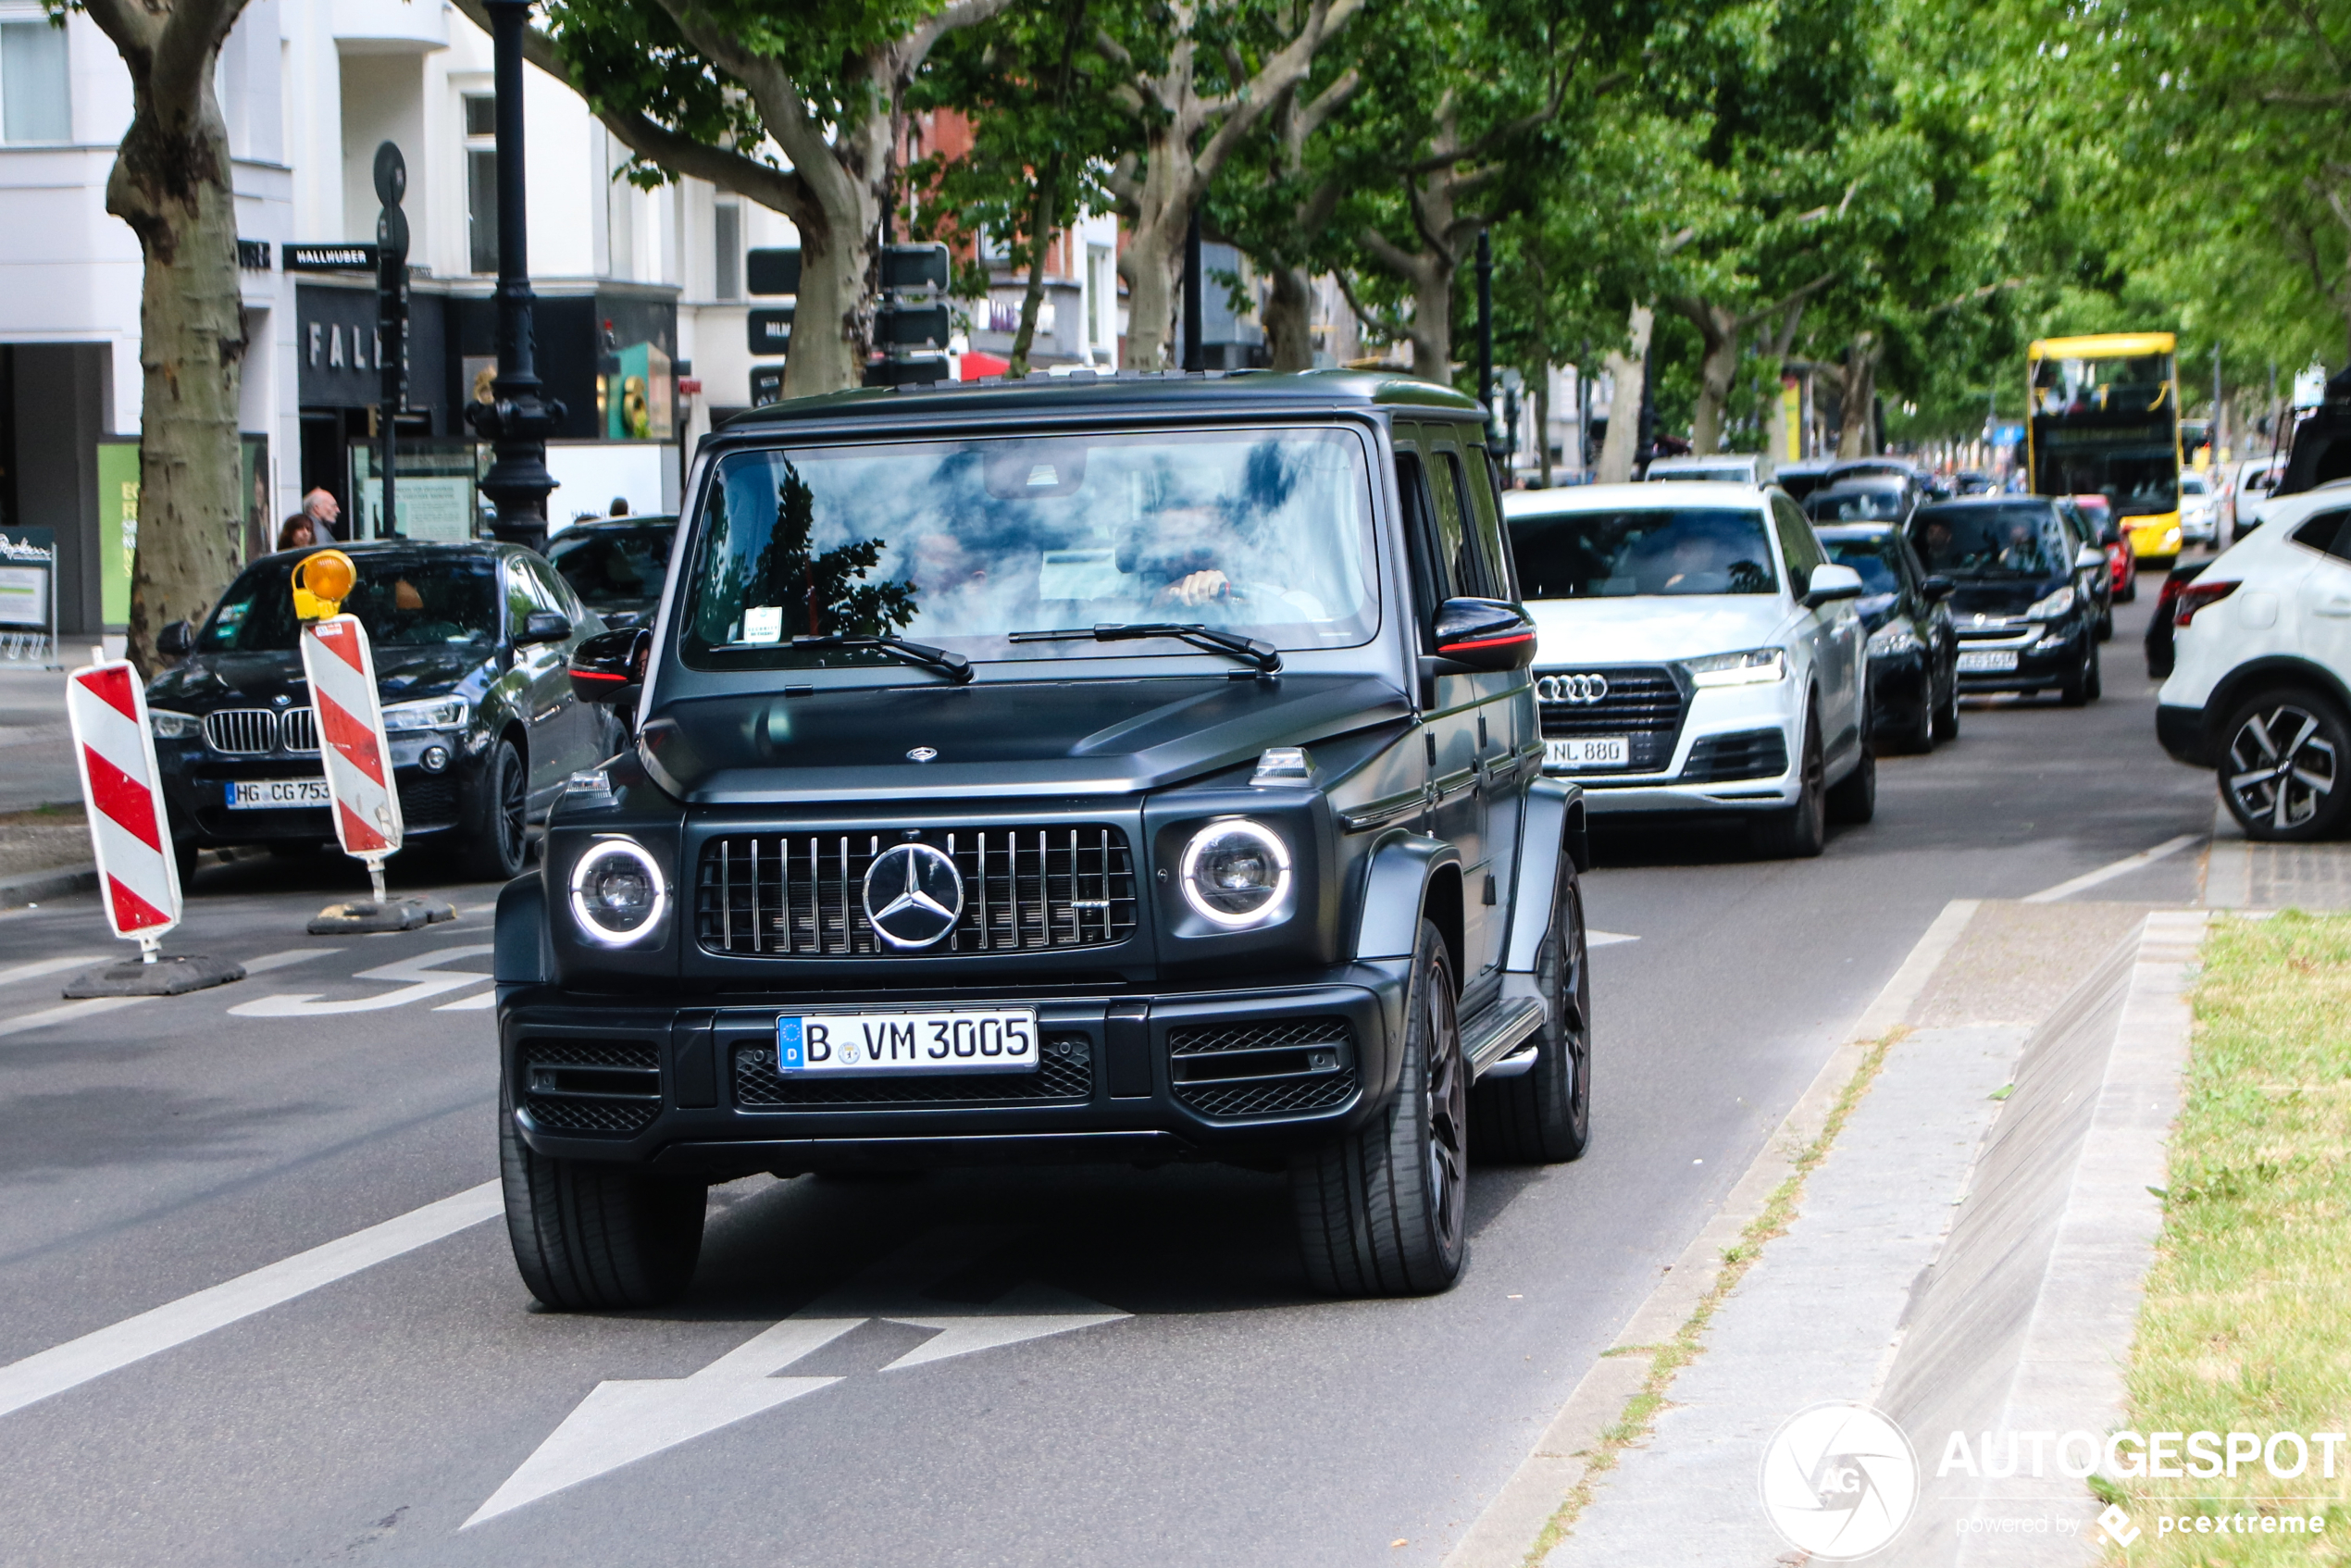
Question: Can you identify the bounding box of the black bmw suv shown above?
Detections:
[495,373,1593,1305]
[145,541,616,881]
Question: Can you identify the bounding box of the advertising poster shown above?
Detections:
[95,440,140,627]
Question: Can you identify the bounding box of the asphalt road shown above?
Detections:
[0,581,2221,1568]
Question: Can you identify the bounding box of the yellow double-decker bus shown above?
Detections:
[2027,333,2183,563]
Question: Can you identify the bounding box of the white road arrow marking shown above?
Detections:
[881,1281,1128,1371]
[468,1226,1129,1525]
[462,1317,858,1528]
[1587,930,1639,948]
[227,944,493,1017]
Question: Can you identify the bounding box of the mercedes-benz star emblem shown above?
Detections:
[862,842,964,949]
[907,746,938,763]
[1536,673,1611,705]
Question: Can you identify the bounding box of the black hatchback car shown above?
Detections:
[1909,497,2106,704]
[494,372,1593,1307]
[1814,522,1959,751]
[146,541,616,881]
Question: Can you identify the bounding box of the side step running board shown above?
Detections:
[1463,995,1546,1081]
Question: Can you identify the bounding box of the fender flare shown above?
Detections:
[1504,778,1583,974]
[1352,832,1463,963]
[495,869,554,986]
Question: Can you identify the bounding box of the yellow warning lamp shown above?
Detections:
[292,549,356,620]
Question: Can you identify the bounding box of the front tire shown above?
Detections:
[2219,689,2351,841]
[462,737,529,881]
[1291,918,1467,1296]
[501,1085,707,1310]
[1827,742,1876,825]
[1751,714,1826,858]
[1932,666,1960,742]
[1472,862,1591,1164]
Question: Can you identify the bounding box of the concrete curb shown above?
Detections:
[1880,909,2207,1564]
[0,862,96,908]
[1439,899,1982,1568]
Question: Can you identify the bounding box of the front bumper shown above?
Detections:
[156,731,479,849]
[499,965,1411,1173]
[1541,676,1799,815]
[1952,623,2084,694]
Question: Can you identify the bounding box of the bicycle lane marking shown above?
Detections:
[228,944,494,1017]
[0,948,342,1040]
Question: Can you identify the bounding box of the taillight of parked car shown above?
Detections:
[2173,579,2240,628]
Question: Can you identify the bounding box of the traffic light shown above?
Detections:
[875,303,951,351]
[866,243,952,388]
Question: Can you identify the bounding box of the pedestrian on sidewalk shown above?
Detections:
[302,489,342,542]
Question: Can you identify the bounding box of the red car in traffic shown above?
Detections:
[2074,493,2135,603]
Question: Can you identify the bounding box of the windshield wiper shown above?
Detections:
[784,632,973,684]
[1008,622,1282,674]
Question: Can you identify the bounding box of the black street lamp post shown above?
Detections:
[466,0,563,551]
[1476,228,1495,440]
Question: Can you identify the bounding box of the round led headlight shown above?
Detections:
[567,838,668,946]
[1178,819,1291,927]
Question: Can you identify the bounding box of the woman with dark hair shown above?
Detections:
[275,515,315,552]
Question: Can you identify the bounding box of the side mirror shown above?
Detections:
[1803,562,1864,607]
[156,620,193,658]
[517,609,573,645]
[1922,575,1954,603]
[1428,596,1538,672]
[570,627,650,707]
[2074,544,2107,572]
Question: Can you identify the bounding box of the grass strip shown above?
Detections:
[1519,1026,1908,1565]
[2105,911,2351,1562]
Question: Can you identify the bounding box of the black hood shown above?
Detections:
[146,641,491,710]
[1947,575,2062,618]
[638,672,1412,804]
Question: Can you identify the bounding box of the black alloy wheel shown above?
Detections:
[1887,668,1935,754]
[2084,639,2103,701]
[2220,690,2350,841]
[1472,860,1592,1164]
[1291,918,1468,1296]
[2059,633,2095,706]
[463,737,529,881]
[1751,712,1826,858]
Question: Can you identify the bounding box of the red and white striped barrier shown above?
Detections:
[64,660,181,952]
[300,615,404,897]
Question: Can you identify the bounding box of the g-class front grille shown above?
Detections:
[695,827,1138,957]
[1536,666,1688,774]
[519,1039,662,1137]
[732,1034,1094,1107]
[1168,1018,1357,1120]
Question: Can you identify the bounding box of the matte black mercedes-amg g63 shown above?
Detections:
[493,372,1591,1305]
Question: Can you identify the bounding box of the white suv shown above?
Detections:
[2158,478,2351,838]
[1501,481,1872,856]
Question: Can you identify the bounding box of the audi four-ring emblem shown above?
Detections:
[1537,673,1611,704]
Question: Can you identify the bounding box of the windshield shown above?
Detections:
[1651,466,1748,482]
[1819,532,1904,597]
[551,523,675,611]
[2180,473,2208,496]
[679,428,1377,670]
[1910,504,2067,579]
[1508,506,1778,598]
[198,552,502,652]
[1807,488,1907,523]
